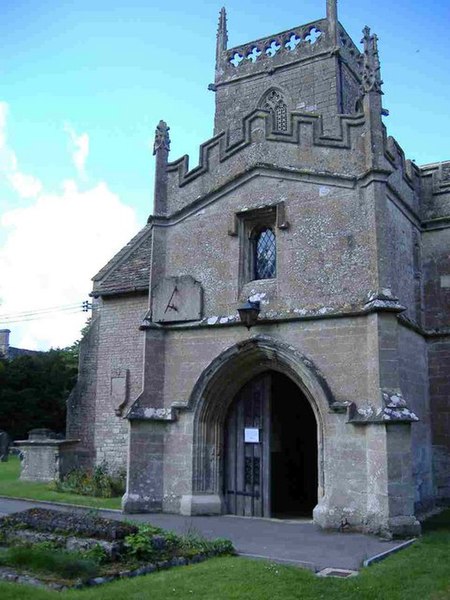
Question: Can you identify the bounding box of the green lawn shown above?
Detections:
[0,511,449,599]
[0,457,121,510]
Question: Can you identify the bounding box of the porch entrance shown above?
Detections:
[224,371,317,518]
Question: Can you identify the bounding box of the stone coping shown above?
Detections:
[13,439,80,447]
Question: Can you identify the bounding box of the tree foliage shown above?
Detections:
[0,348,78,440]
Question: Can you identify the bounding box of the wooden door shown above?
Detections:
[224,373,271,517]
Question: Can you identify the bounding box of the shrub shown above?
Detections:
[124,524,235,563]
[83,543,109,564]
[54,462,126,498]
[124,525,178,561]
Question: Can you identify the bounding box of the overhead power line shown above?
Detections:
[0,301,92,325]
[0,302,81,319]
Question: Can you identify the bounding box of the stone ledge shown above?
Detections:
[13,439,80,448]
[347,390,419,424]
[126,407,177,422]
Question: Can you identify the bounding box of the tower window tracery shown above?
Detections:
[261,89,288,132]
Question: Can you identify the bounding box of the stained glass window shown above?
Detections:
[254,228,276,279]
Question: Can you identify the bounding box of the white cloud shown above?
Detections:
[8,171,43,199]
[0,102,43,199]
[0,104,140,350]
[64,123,89,179]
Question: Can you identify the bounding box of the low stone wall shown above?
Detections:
[0,528,123,560]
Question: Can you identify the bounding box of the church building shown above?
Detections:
[67,1,450,537]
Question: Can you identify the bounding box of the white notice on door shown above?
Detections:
[244,428,260,443]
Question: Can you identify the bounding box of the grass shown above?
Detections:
[0,457,121,510]
[0,510,448,599]
[0,547,99,580]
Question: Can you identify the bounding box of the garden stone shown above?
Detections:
[143,564,156,574]
[88,576,113,586]
[17,574,45,587]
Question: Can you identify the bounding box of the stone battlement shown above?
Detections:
[217,19,329,84]
[338,24,361,76]
[165,109,365,214]
[420,160,450,222]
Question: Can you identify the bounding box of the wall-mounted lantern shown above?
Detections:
[238,300,261,329]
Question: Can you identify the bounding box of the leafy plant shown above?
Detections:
[124,524,234,563]
[54,462,126,498]
[125,525,165,561]
[83,543,109,564]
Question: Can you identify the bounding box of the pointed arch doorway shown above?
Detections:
[224,371,318,518]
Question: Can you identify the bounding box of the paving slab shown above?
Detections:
[0,498,411,571]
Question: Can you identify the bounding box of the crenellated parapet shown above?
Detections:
[165,109,365,214]
[384,135,421,215]
[420,161,450,222]
[338,24,362,78]
[425,161,450,194]
[216,18,330,84]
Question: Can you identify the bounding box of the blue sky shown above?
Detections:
[0,0,449,349]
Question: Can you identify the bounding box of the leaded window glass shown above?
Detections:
[254,228,276,279]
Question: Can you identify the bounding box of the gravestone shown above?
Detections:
[0,430,11,462]
[14,430,80,482]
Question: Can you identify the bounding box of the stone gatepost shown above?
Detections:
[14,429,80,483]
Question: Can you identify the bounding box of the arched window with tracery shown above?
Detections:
[260,89,288,132]
[253,227,276,280]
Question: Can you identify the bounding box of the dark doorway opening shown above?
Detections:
[270,372,318,518]
[223,370,318,519]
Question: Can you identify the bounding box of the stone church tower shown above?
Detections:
[67,1,450,537]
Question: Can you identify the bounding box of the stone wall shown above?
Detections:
[215,55,340,142]
[423,228,450,331]
[163,177,377,317]
[398,325,434,511]
[128,314,419,535]
[93,293,147,472]
[428,339,450,503]
[66,317,100,465]
[378,201,421,324]
[422,226,450,503]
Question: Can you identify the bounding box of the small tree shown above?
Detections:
[0,348,78,440]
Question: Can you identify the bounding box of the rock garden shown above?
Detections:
[0,508,234,591]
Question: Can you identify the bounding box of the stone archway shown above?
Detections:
[182,335,334,516]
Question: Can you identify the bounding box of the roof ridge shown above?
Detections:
[92,223,152,283]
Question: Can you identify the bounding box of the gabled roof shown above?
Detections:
[92,224,152,297]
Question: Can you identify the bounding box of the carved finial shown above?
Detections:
[153,120,170,155]
[359,26,383,94]
[218,7,228,45]
[216,7,228,64]
[362,25,371,43]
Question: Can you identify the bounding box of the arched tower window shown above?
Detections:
[260,89,288,132]
[253,227,276,280]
